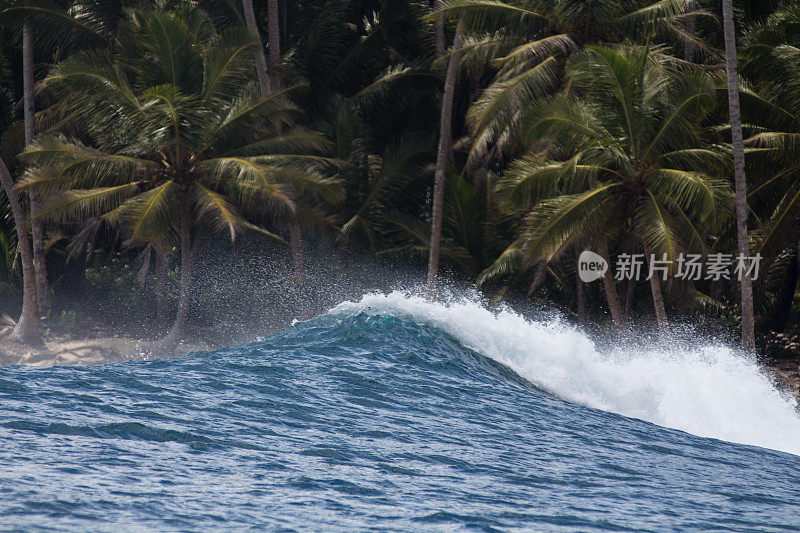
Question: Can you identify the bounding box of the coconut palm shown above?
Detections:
[0,35,40,342]
[239,0,306,276]
[738,4,800,333]
[720,0,754,351]
[427,19,464,291]
[480,45,732,332]
[19,9,340,346]
[22,22,52,313]
[429,0,711,167]
[0,155,38,342]
[0,0,130,320]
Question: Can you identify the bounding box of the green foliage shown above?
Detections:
[19,8,340,255]
[482,45,732,289]
[1,0,800,339]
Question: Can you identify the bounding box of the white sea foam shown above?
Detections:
[331,291,800,455]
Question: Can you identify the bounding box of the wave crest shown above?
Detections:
[331,291,800,455]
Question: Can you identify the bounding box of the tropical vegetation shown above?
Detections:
[0,0,798,354]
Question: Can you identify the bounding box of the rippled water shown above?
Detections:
[2,292,800,531]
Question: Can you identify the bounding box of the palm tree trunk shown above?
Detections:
[685,0,696,62]
[265,0,304,274]
[597,236,625,328]
[242,0,269,96]
[649,275,667,334]
[246,0,304,275]
[156,250,167,329]
[23,23,50,314]
[267,0,281,85]
[645,257,668,335]
[0,156,40,344]
[426,20,463,292]
[576,272,588,324]
[165,191,193,344]
[433,0,445,59]
[722,0,756,352]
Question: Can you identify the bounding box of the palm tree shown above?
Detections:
[263,0,305,276]
[0,22,39,342]
[1,0,127,325]
[20,9,340,346]
[240,0,306,276]
[427,19,464,291]
[429,0,709,167]
[0,155,38,342]
[721,0,755,351]
[480,45,731,331]
[22,22,52,313]
[739,4,800,333]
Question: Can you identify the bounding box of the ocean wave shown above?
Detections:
[332,291,800,454]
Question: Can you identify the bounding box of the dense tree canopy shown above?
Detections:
[0,0,798,350]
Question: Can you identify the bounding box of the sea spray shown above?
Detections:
[332,291,800,454]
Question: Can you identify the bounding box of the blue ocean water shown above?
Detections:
[2,293,800,531]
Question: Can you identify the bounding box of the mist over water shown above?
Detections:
[172,243,429,343]
[3,287,800,530]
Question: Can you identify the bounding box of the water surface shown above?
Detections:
[2,293,800,530]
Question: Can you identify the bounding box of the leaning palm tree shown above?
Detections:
[1,0,130,318]
[0,45,39,342]
[20,9,340,347]
[480,45,732,332]
[0,155,38,342]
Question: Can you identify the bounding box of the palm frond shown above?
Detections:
[497,153,605,209]
[477,241,524,285]
[202,27,258,103]
[754,182,800,259]
[36,182,144,223]
[20,136,155,194]
[495,34,576,68]
[428,0,549,34]
[519,183,621,261]
[193,183,244,241]
[104,180,178,244]
[635,189,682,265]
[467,56,561,160]
[647,168,730,227]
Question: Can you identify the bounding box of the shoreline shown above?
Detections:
[0,335,211,368]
